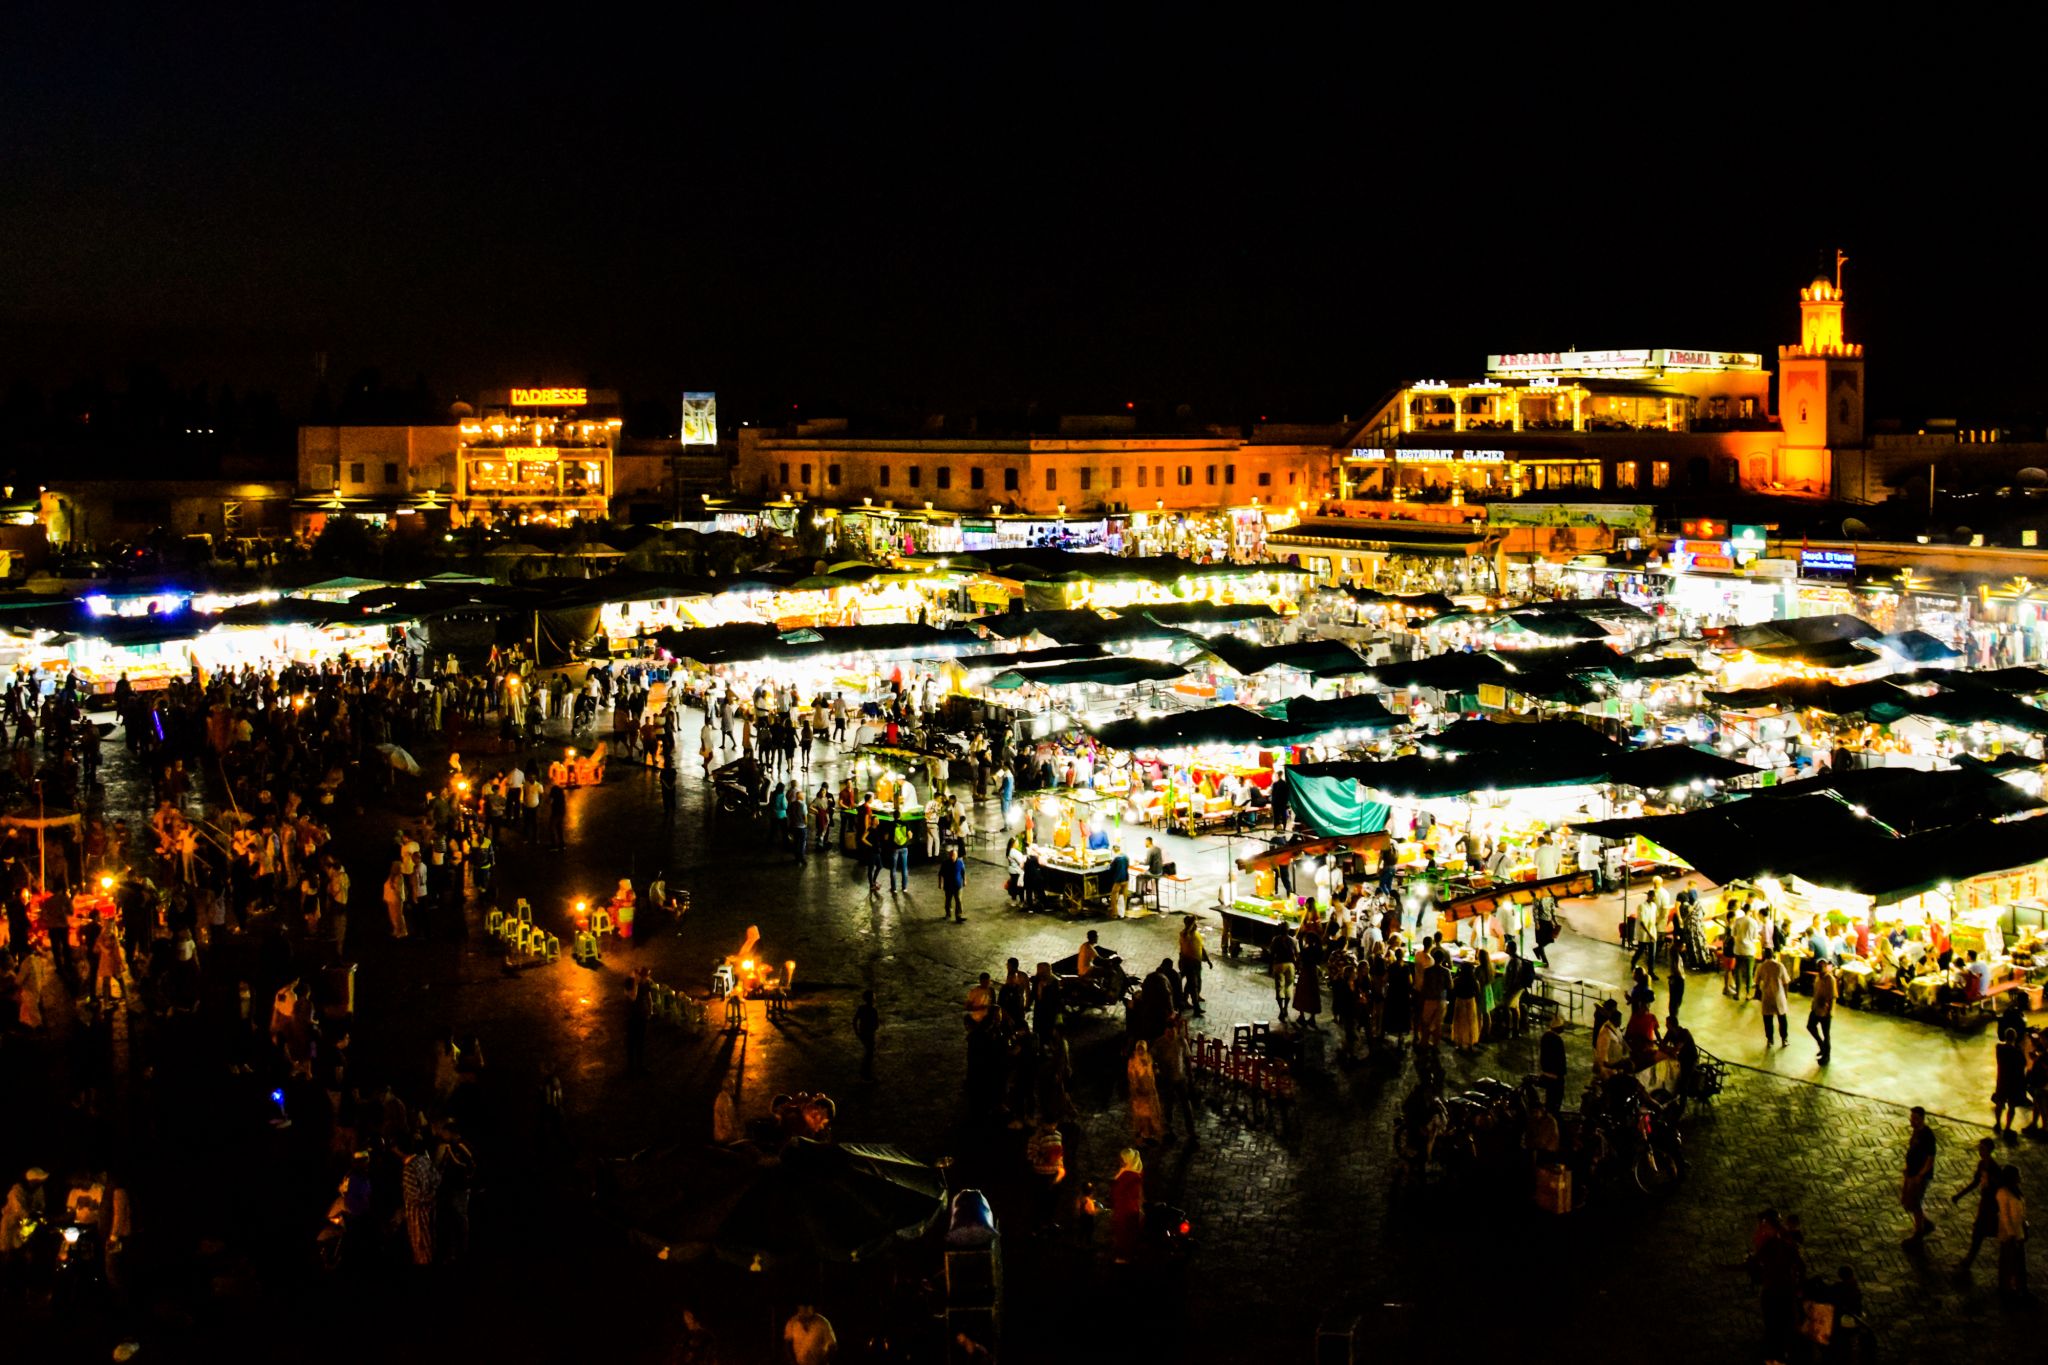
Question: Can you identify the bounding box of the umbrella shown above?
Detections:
[376,743,421,775]
[712,1139,944,1268]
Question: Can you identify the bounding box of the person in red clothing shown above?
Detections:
[1110,1147,1145,1264]
[1623,1000,1661,1071]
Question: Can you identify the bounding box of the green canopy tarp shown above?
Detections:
[1289,773,1392,837]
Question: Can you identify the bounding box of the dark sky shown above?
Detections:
[0,9,2037,426]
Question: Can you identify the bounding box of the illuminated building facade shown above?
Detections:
[454,387,621,526]
[733,417,1339,556]
[1335,276,1865,503]
[297,386,628,530]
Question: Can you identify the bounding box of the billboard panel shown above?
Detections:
[681,392,717,446]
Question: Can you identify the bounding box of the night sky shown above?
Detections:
[1,10,2037,434]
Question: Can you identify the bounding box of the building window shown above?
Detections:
[828,463,842,487]
[779,462,790,486]
[878,465,891,487]
[349,462,365,484]
[1136,465,1148,488]
[1079,468,1093,491]
[1156,466,1165,488]
[1046,469,1057,492]
[1614,462,1639,489]
[1177,467,1194,486]
[1651,461,1671,488]
[1257,471,1271,487]
[908,466,921,488]
[1205,465,1217,486]
[383,462,398,485]
[1224,464,1236,485]
[1289,471,1297,484]
[1111,467,1123,489]
[936,466,951,490]
[1004,468,1019,491]
[799,463,811,485]
[970,466,985,490]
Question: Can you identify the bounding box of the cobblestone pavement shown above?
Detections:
[10,707,2047,1363]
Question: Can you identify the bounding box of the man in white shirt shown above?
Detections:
[1730,905,1760,999]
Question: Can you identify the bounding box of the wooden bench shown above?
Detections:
[1943,978,2023,1028]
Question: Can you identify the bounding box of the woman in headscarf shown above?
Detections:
[1110,1148,1145,1264]
[1127,1042,1165,1144]
[1450,962,1482,1054]
[383,862,408,940]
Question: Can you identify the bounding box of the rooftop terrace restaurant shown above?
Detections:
[455,386,621,528]
[1341,348,1769,503]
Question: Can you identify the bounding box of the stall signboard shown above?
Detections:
[1486,502,1654,532]
[1672,538,1735,572]
[1800,549,1857,582]
[1384,448,1507,463]
[499,446,561,461]
[1957,864,2047,914]
[1680,518,1728,540]
[1730,524,1768,562]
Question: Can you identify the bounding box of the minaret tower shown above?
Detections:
[1776,251,1864,493]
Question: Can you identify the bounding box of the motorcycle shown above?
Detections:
[1436,1078,1530,1189]
[1050,946,1132,1011]
[1390,1079,1447,1190]
[53,1222,103,1306]
[711,758,758,815]
[1567,1075,1685,1197]
[1143,1202,1195,1262]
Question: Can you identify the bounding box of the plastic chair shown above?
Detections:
[514,897,533,923]
[485,907,506,938]
[712,963,736,997]
[539,933,560,964]
[590,908,615,938]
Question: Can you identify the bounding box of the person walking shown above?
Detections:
[940,846,967,922]
[1805,960,1836,1063]
[547,781,568,850]
[1995,1028,2028,1133]
[888,820,912,894]
[1176,914,1213,1016]
[1127,1039,1165,1143]
[1954,1136,2003,1271]
[1109,1148,1145,1265]
[1903,1105,1937,1247]
[1755,952,1789,1048]
[401,1140,440,1267]
[1997,1166,2029,1301]
[1730,901,1759,999]
[1418,950,1451,1050]
[1268,922,1299,1022]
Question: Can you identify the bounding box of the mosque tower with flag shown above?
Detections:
[1777,250,1865,496]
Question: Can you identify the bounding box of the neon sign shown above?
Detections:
[509,387,588,407]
